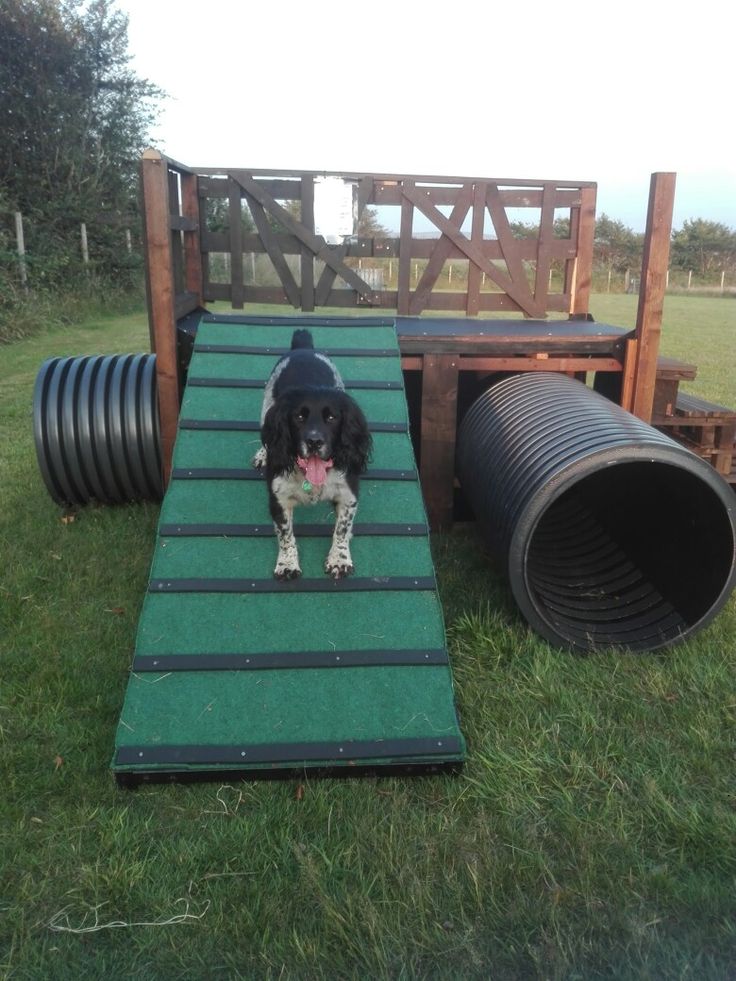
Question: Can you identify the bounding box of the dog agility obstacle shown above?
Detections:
[110,314,465,782]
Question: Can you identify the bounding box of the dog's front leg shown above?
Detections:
[270,491,301,580]
[325,495,357,579]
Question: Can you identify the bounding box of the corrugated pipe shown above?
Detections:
[457,372,736,652]
[33,354,163,506]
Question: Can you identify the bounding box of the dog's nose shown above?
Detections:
[306,437,324,454]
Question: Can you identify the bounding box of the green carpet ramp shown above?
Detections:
[112,315,465,781]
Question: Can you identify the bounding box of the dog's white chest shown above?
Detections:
[273,468,348,508]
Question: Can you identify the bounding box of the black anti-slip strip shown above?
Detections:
[178,418,408,433]
[133,648,448,672]
[116,735,463,767]
[194,344,394,357]
[149,576,436,595]
[186,377,404,390]
[201,314,395,328]
[171,467,417,482]
[158,522,428,538]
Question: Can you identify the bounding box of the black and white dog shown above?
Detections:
[253,329,372,580]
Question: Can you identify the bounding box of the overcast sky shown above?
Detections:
[120,0,735,232]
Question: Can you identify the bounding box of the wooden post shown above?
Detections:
[80,222,89,267]
[14,211,28,290]
[140,148,180,487]
[569,185,596,316]
[420,354,459,531]
[180,171,203,306]
[630,173,677,423]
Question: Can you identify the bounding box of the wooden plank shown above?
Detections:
[398,183,414,316]
[246,189,301,308]
[140,149,179,486]
[402,184,545,318]
[420,354,459,531]
[314,176,374,305]
[300,176,315,311]
[228,177,244,308]
[533,183,556,312]
[410,184,473,315]
[620,338,638,412]
[466,182,487,316]
[230,171,377,305]
[569,185,596,316]
[484,182,532,312]
[180,173,203,307]
[168,169,184,297]
[630,173,677,423]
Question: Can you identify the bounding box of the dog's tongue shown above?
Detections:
[297,455,333,487]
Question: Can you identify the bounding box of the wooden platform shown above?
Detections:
[112,315,465,782]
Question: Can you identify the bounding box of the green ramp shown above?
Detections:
[112,314,465,782]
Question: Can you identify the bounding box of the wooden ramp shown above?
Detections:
[112,315,465,782]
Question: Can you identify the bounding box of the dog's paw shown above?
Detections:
[274,563,301,581]
[325,552,354,579]
[252,446,267,469]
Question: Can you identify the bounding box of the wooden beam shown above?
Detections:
[630,173,677,422]
[420,354,459,531]
[300,175,315,311]
[402,184,545,318]
[180,172,203,307]
[228,177,244,308]
[140,149,180,487]
[569,185,596,316]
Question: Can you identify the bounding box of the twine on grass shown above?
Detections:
[48,898,210,933]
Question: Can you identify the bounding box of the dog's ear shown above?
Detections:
[335,393,372,475]
[261,398,295,475]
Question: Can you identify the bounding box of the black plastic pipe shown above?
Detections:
[457,373,736,652]
[33,354,163,506]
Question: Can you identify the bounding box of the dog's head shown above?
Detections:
[261,387,372,476]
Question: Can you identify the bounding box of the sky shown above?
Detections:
[120,0,735,233]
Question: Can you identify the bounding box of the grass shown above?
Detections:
[1,297,735,979]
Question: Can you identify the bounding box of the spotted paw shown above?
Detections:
[274,565,301,580]
[325,559,354,579]
[252,446,267,469]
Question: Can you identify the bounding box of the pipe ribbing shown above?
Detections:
[33,354,163,506]
[457,373,736,652]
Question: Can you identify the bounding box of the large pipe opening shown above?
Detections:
[457,373,736,653]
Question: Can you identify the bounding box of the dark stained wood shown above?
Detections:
[420,354,459,530]
[410,183,473,315]
[402,183,545,318]
[180,172,203,307]
[466,182,486,316]
[300,175,315,311]
[631,173,677,423]
[230,171,378,305]
[246,181,301,309]
[228,177,244,308]
[533,183,555,312]
[398,184,414,316]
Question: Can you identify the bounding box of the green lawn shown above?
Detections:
[1,297,735,979]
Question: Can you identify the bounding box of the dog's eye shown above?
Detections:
[296,408,309,423]
[324,409,338,423]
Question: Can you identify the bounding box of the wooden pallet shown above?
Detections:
[654,391,736,483]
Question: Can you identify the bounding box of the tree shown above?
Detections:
[670,219,736,279]
[594,214,642,273]
[0,0,163,283]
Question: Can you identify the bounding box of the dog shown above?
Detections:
[253,329,372,580]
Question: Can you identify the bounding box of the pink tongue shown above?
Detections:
[297,456,333,486]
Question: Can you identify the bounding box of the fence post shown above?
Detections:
[14,211,28,291]
[80,222,89,268]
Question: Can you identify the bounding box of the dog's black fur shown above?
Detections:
[255,329,372,579]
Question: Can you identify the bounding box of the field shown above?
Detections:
[1,294,735,979]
